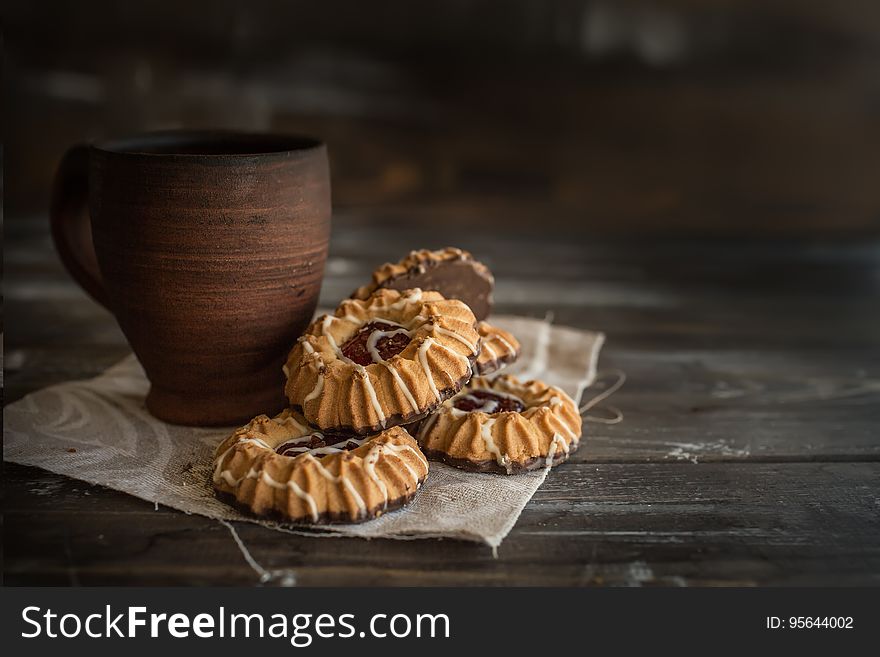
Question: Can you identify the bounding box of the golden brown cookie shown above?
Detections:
[474,321,520,375]
[213,409,429,524]
[351,248,495,320]
[416,374,582,474]
[284,288,480,435]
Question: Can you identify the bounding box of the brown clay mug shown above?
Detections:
[50,131,331,426]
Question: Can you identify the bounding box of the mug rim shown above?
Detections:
[94,129,325,158]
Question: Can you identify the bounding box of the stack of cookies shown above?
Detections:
[213,248,582,524]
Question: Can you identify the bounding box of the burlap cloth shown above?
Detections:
[4,315,604,547]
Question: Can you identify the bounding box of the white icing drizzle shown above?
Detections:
[363,445,390,508]
[481,342,498,362]
[545,433,569,468]
[460,396,498,413]
[558,434,571,456]
[354,364,386,427]
[304,453,367,514]
[303,370,324,403]
[431,325,478,354]
[456,388,525,414]
[218,468,243,487]
[374,317,407,328]
[258,470,319,522]
[213,436,271,482]
[479,417,510,472]
[281,478,319,522]
[399,288,422,306]
[545,437,559,467]
[213,447,235,482]
[321,315,343,356]
[298,340,326,403]
[292,444,358,456]
[546,411,578,441]
[495,336,517,355]
[549,432,571,468]
[391,456,419,484]
[417,337,441,400]
[366,327,411,363]
[216,465,320,523]
[245,435,272,450]
[383,362,419,412]
[375,288,423,312]
[432,339,473,371]
[275,433,322,448]
[276,435,366,457]
[383,441,428,480]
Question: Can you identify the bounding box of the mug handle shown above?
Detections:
[49,144,110,308]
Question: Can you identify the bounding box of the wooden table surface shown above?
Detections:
[4,215,880,586]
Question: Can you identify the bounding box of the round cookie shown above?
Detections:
[284,288,480,435]
[352,248,495,321]
[474,321,520,375]
[213,409,429,524]
[416,374,582,474]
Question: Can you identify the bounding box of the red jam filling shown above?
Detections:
[453,389,525,414]
[275,433,360,457]
[341,320,411,366]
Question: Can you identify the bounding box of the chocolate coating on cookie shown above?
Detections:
[474,321,520,375]
[420,444,573,475]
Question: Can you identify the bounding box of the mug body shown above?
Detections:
[88,131,331,426]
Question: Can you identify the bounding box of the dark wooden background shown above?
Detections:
[4,0,880,235]
[3,0,880,585]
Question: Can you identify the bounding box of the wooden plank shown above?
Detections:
[5,224,879,460]
[7,0,880,237]
[5,218,878,586]
[7,342,877,462]
[579,345,880,462]
[4,462,879,586]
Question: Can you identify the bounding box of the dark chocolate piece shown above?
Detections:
[383,258,494,321]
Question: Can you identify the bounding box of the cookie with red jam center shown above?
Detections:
[213,409,429,524]
[453,389,525,414]
[341,321,412,366]
[275,432,362,457]
[417,374,583,474]
[284,288,481,435]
